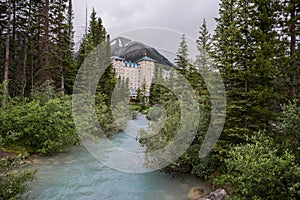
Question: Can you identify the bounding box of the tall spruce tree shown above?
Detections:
[196,19,213,73]
[213,0,282,144]
[175,34,189,75]
[280,0,300,100]
[75,9,116,105]
[49,0,75,95]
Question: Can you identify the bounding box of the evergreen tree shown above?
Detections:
[194,18,213,106]
[213,0,282,143]
[75,9,115,105]
[195,18,213,73]
[149,64,165,105]
[280,0,300,100]
[175,34,189,75]
[49,0,75,95]
[20,0,33,100]
[0,1,6,83]
[0,0,75,99]
[76,8,106,68]
[97,35,116,105]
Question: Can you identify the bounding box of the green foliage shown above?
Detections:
[213,0,283,145]
[76,9,107,70]
[195,18,213,72]
[175,34,190,75]
[30,80,58,104]
[277,100,300,160]
[216,132,300,200]
[190,151,219,179]
[98,63,117,106]
[144,35,214,177]
[139,93,180,151]
[95,91,130,135]
[148,106,164,121]
[75,10,116,121]
[0,0,75,98]
[0,156,35,200]
[0,96,78,154]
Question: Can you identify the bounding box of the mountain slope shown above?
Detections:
[111,37,173,66]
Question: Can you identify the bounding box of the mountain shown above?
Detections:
[111,37,173,66]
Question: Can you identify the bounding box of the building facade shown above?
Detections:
[112,55,155,98]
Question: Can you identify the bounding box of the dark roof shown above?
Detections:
[111,56,125,61]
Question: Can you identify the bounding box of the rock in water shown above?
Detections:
[199,189,227,200]
[188,187,207,200]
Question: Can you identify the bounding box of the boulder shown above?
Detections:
[199,189,227,200]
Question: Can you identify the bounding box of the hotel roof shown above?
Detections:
[137,56,156,63]
[111,56,125,61]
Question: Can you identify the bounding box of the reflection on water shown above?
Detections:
[27,115,211,200]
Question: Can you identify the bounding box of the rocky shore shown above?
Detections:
[188,187,227,200]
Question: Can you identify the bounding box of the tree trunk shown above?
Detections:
[44,0,49,68]
[21,1,32,101]
[68,0,74,49]
[61,73,65,95]
[3,0,11,106]
[39,0,51,84]
[290,1,297,99]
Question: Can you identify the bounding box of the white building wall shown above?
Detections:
[112,57,155,97]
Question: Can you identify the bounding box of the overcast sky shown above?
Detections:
[73,0,220,59]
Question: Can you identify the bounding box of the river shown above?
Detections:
[26,115,211,200]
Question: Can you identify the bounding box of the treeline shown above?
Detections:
[0,0,120,150]
[144,1,300,199]
[0,1,115,101]
[0,0,76,100]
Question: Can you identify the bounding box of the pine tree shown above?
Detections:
[149,64,164,105]
[195,19,213,73]
[194,18,213,106]
[280,0,300,100]
[0,1,6,83]
[76,8,106,67]
[213,0,282,143]
[64,0,75,94]
[20,0,33,101]
[49,0,75,95]
[42,0,50,82]
[175,34,189,75]
[75,9,115,105]
[1,0,76,99]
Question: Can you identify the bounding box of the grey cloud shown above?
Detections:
[73,0,220,52]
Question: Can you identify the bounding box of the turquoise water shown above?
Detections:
[27,115,210,200]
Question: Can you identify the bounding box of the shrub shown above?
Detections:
[0,157,35,200]
[0,96,79,154]
[277,100,300,159]
[215,132,300,199]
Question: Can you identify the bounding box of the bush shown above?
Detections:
[191,150,219,179]
[0,96,79,154]
[277,100,300,160]
[216,132,300,200]
[0,156,35,200]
